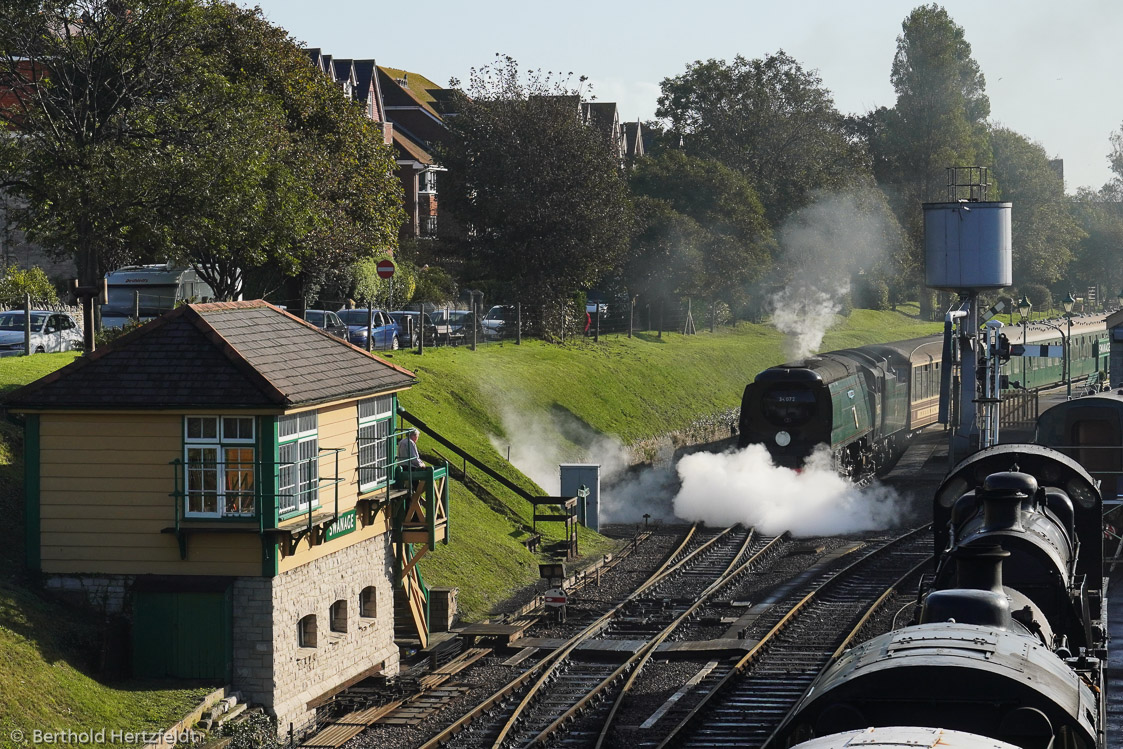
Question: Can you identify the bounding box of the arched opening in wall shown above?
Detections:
[360,586,377,619]
[298,614,318,648]
[330,600,348,633]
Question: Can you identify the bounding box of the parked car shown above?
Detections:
[388,310,438,347]
[431,309,479,344]
[303,309,349,340]
[481,305,516,340]
[336,308,399,350]
[0,310,83,357]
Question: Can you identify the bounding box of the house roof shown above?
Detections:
[377,66,448,119]
[3,301,416,411]
[392,128,434,166]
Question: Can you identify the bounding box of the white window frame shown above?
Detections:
[357,395,395,492]
[183,416,256,519]
[279,412,319,517]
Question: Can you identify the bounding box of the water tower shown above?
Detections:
[923,167,1012,462]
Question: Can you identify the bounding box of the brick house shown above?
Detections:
[3,300,449,733]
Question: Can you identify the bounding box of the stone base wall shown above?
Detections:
[268,533,399,732]
[231,578,273,708]
[45,573,134,614]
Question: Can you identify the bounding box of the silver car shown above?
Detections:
[0,310,83,357]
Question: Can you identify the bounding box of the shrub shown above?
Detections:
[1020,284,1053,316]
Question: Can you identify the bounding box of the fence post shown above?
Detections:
[516,302,522,345]
[367,301,373,352]
[658,299,663,339]
[417,303,424,356]
[23,293,31,356]
[711,300,716,333]
[628,298,633,338]
[471,302,477,351]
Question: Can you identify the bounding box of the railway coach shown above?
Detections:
[739,318,1109,475]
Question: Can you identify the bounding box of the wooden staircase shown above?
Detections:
[391,464,450,650]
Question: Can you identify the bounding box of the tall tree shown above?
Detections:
[656,51,867,225]
[1070,186,1123,301]
[436,55,632,327]
[873,4,992,315]
[628,149,775,307]
[989,127,1082,287]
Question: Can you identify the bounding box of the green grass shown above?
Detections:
[0,351,81,397]
[0,581,215,749]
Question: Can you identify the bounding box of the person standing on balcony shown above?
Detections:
[397,428,426,468]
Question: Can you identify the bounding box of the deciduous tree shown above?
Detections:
[989,127,1082,287]
[656,51,867,225]
[436,55,632,330]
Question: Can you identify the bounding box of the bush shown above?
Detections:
[0,266,58,308]
[853,276,889,311]
[1020,284,1053,316]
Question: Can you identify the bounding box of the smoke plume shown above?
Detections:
[769,191,896,360]
[673,443,903,537]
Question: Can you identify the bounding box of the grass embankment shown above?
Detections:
[0,308,940,744]
[0,354,212,749]
[388,306,940,617]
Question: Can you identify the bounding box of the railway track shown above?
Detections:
[625,524,933,749]
[417,525,793,749]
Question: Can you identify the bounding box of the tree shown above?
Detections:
[872,4,993,316]
[1070,187,1123,300]
[656,51,867,225]
[989,128,1083,287]
[0,0,204,288]
[628,150,775,307]
[436,55,632,330]
[0,1,403,303]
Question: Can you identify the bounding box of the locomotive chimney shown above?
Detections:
[954,544,1009,592]
[921,544,1012,629]
[980,472,1037,532]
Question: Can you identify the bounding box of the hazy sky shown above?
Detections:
[247,0,1122,193]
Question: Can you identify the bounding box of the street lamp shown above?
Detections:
[1063,292,1076,397]
[1018,294,1032,343]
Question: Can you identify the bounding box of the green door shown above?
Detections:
[132,588,232,681]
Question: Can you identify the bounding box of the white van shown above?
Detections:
[101,264,215,328]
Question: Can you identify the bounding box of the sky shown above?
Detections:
[246,0,1123,194]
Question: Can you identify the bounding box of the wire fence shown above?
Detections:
[311,297,736,352]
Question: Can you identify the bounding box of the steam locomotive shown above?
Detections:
[739,319,1109,476]
[772,443,1106,749]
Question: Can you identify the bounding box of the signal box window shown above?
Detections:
[183,416,255,518]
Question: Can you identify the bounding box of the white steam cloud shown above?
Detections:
[673,444,903,537]
[491,405,902,535]
[770,191,896,361]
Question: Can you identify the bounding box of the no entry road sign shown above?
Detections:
[376,259,396,279]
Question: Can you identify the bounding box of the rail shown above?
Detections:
[417,524,709,748]
[651,524,933,749]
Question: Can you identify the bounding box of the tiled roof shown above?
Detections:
[3,301,416,411]
[392,129,433,165]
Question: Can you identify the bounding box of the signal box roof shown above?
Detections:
[3,301,416,411]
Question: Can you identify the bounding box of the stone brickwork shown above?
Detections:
[267,533,399,732]
[45,573,133,614]
[231,577,273,707]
